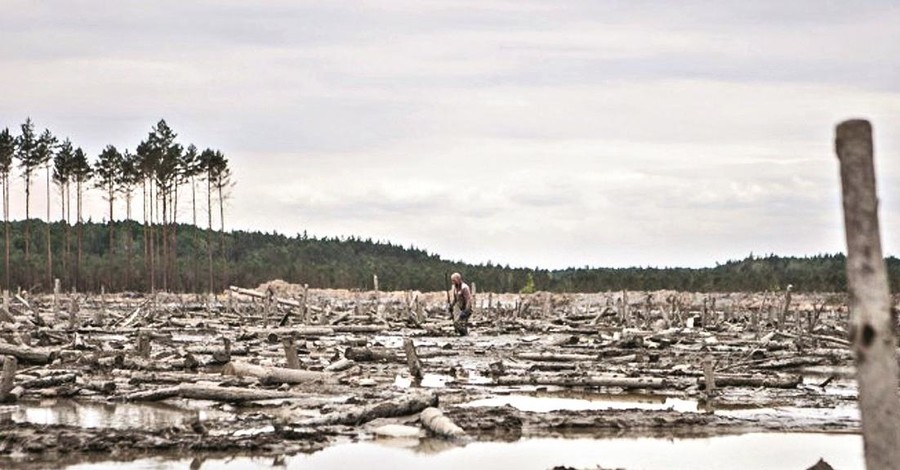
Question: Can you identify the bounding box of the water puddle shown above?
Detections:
[462,392,699,413]
[54,433,864,470]
[6,399,202,430]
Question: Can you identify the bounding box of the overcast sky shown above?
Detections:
[2,0,900,269]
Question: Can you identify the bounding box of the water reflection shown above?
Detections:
[10,399,198,430]
[55,433,864,470]
[462,392,699,413]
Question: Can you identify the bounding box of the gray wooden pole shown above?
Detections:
[836,119,900,469]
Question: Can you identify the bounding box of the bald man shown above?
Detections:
[448,272,473,336]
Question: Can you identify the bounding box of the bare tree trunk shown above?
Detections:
[76,179,83,291]
[149,179,155,292]
[125,191,132,290]
[835,119,900,469]
[161,187,168,291]
[45,167,52,287]
[65,181,71,287]
[207,175,213,294]
[217,180,226,292]
[172,184,178,292]
[24,173,30,275]
[3,174,8,290]
[191,175,197,292]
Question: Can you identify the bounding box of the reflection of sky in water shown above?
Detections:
[461,394,698,413]
[61,433,865,470]
[11,400,198,430]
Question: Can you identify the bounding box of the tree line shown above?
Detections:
[0,214,893,295]
[0,118,231,293]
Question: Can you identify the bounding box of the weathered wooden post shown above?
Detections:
[373,274,379,293]
[403,338,423,383]
[779,285,792,330]
[0,290,12,324]
[68,295,79,330]
[301,284,309,324]
[282,336,300,369]
[835,119,900,468]
[264,287,274,327]
[0,355,16,402]
[702,355,715,397]
[53,278,60,319]
[96,285,107,325]
[137,332,151,359]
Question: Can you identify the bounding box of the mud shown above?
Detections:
[0,286,867,468]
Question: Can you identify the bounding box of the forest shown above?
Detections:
[1,118,896,295]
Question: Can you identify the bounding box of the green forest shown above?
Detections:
[1,117,896,294]
[0,219,896,294]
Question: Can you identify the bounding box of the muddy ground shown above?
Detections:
[0,283,865,468]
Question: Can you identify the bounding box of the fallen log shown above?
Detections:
[123,383,296,402]
[0,342,54,365]
[493,375,666,389]
[298,392,437,426]
[324,358,355,372]
[223,361,333,384]
[420,407,466,439]
[21,373,77,389]
[703,373,802,389]
[516,352,595,362]
[345,347,404,363]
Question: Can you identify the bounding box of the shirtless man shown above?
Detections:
[448,272,473,336]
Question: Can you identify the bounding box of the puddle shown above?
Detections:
[394,373,493,389]
[53,433,864,470]
[7,399,202,430]
[462,393,699,413]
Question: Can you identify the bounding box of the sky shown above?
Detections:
[2,0,900,269]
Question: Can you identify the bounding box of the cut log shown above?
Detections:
[703,373,802,389]
[0,342,54,365]
[324,358,355,372]
[223,361,333,385]
[21,373,77,389]
[420,407,466,439]
[298,392,437,426]
[345,347,404,363]
[493,375,666,389]
[123,383,295,402]
[516,352,595,362]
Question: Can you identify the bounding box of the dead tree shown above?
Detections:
[835,118,900,468]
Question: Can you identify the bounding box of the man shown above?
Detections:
[448,272,473,336]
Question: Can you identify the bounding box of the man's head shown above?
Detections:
[451,272,462,287]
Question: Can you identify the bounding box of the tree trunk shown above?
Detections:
[207,175,213,294]
[835,119,900,469]
[217,180,226,291]
[45,167,52,287]
[76,180,82,291]
[3,173,9,290]
[24,173,30,267]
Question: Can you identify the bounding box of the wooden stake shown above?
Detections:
[403,338,423,383]
[301,284,309,324]
[0,355,16,402]
[836,119,900,468]
[283,336,300,369]
[137,333,151,359]
[53,278,60,319]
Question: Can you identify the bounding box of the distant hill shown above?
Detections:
[1,220,896,293]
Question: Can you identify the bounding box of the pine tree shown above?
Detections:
[15,118,38,267]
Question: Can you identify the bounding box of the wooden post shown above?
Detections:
[137,333,151,359]
[373,274,379,293]
[779,285,792,329]
[301,284,309,324]
[68,295,79,330]
[282,336,300,369]
[53,278,60,319]
[0,355,16,402]
[836,119,900,469]
[702,355,715,396]
[96,285,107,325]
[264,287,274,327]
[403,338,423,383]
